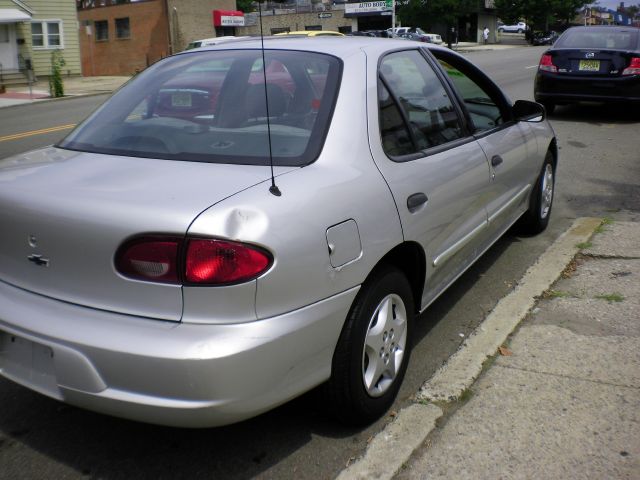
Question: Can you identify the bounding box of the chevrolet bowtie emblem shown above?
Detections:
[27,254,50,267]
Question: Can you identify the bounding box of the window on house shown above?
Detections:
[95,20,108,41]
[115,18,130,39]
[31,21,63,49]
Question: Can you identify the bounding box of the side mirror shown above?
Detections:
[513,100,546,122]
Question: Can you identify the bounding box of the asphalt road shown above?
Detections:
[0,46,639,480]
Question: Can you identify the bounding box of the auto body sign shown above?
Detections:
[345,1,391,14]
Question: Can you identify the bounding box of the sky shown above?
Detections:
[589,0,639,10]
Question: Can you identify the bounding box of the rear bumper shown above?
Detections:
[0,279,358,427]
[534,71,640,103]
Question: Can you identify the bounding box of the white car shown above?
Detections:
[185,36,250,50]
[388,27,443,44]
[498,22,527,34]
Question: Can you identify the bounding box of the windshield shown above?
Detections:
[556,28,639,50]
[58,49,342,166]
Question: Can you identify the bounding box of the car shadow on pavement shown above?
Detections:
[0,236,522,480]
[547,103,640,124]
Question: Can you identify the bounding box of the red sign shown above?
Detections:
[213,10,245,27]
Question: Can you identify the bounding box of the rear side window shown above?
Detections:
[58,50,341,166]
[378,50,464,159]
[556,29,639,50]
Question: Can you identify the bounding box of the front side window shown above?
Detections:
[432,51,508,133]
[31,21,63,49]
[58,50,342,167]
[378,50,464,159]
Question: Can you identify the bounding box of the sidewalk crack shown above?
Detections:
[496,364,640,390]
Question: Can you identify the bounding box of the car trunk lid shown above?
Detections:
[550,48,637,76]
[0,148,284,321]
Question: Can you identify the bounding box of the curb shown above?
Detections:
[336,217,602,480]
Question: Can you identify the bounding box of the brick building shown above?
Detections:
[77,0,236,76]
[78,0,170,76]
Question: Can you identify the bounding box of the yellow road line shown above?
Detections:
[0,123,76,143]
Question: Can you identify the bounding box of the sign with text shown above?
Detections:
[345,1,391,14]
[213,10,245,27]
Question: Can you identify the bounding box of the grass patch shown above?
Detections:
[543,289,579,299]
[547,290,572,298]
[576,241,592,249]
[594,217,614,234]
[595,293,625,303]
[457,388,474,404]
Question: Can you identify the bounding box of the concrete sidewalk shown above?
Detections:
[338,218,640,479]
[0,75,130,108]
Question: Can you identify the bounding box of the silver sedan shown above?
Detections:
[0,37,556,427]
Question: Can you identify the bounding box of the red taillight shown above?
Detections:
[539,54,558,73]
[115,236,272,285]
[622,57,640,76]
[115,237,181,284]
[185,239,272,285]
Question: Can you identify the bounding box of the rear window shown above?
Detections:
[58,50,341,166]
[556,28,639,50]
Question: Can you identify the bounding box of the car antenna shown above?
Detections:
[258,0,282,197]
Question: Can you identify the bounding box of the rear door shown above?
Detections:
[368,48,493,309]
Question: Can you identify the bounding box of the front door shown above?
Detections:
[368,49,494,310]
[0,23,18,70]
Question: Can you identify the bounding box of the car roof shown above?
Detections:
[564,25,639,32]
[176,36,449,60]
[276,31,344,36]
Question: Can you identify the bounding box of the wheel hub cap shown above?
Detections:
[362,294,407,397]
[541,163,554,219]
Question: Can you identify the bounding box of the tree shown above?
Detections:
[398,0,477,30]
[236,0,256,13]
[495,0,589,31]
[398,0,477,45]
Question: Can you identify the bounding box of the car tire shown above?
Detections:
[498,28,504,33]
[517,28,523,33]
[518,151,555,235]
[325,266,414,426]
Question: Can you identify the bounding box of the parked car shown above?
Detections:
[0,37,556,428]
[388,27,443,44]
[399,32,431,43]
[534,25,640,114]
[532,31,559,46]
[274,30,344,37]
[185,36,250,50]
[349,31,377,37]
[498,22,527,34]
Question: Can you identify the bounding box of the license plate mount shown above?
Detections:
[578,59,600,72]
[0,330,59,397]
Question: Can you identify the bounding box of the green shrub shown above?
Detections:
[49,51,66,98]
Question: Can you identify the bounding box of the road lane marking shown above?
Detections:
[0,124,76,143]
[526,65,539,69]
